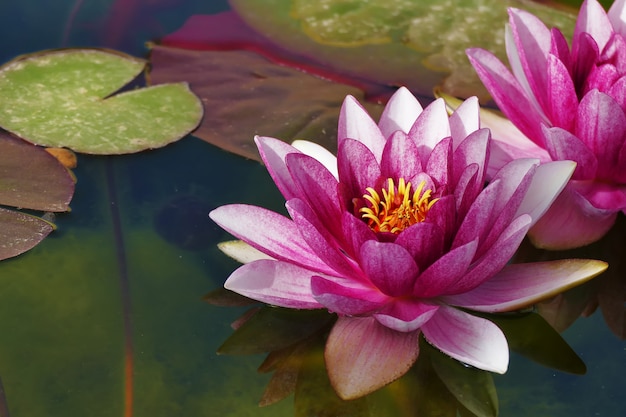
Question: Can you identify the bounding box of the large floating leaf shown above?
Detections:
[0,48,203,154]
[149,44,383,161]
[226,0,576,99]
[0,131,75,260]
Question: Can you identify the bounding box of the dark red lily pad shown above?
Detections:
[148,44,384,161]
[0,131,75,260]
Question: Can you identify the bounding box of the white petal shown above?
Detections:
[291,140,339,179]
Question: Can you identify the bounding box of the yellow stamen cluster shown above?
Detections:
[360,178,438,234]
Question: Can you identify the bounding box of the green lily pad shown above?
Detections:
[0,131,75,260]
[0,48,203,154]
[230,0,576,100]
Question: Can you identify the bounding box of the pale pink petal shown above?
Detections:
[338,95,386,161]
[421,306,508,374]
[255,136,302,200]
[291,139,338,179]
[224,259,321,309]
[408,98,451,163]
[513,160,576,226]
[311,276,388,315]
[378,86,423,137]
[443,259,608,312]
[210,204,334,274]
[425,136,453,188]
[374,299,439,332]
[608,0,626,37]
[359,240,419,297]
[448,96,480,149]
[325,316,420,400]
[546,54,577,131]
[528,184,618,249]
[575,0,613,51]
[380,130,422,180]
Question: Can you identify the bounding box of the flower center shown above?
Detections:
[360,178,437,234]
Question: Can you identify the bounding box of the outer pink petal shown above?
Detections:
[528,184,617,249]
[325,316,420,400]
[338,95,386,161]
[210,204,334,274]
[543,126,597,180]
[546,54,577,131]
[575,181,626,211]
[374,299,439,332]
[421,306,509,374]
[443,259,608,312]
[224,259,322,309]
[311,276,388,316]
[378,86,423,138]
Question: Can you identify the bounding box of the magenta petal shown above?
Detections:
[311,275,388,315]
[340,211,377,260]
[374,299,439,332]
[224,259,321,309]
[337,138,381,199]
[529,184,617,249]
[414,239,478,298]
[546,54,577,131]
[575,181,626,211]
[255,136,302,200]
[338,95,386,161]
[210,204,334,274]
[359,240,419,297]
[378,86,423,137]
[421,306,508,373]
[286,198,363,279]
[396,222,444,271]
[426,137,453,188]
[443,259,608,312]
[467,47,547,145]
[325,316,420,400]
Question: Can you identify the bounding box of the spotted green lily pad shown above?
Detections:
[0,48,203,154]
[230,0,576,99]
[0,131,75,260]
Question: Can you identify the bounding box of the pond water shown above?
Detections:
[0,1,624,416]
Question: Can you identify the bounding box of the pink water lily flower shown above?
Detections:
[467,0,626,249]
[210,87,606,400]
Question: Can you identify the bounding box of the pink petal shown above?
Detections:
[425,136,453,188]
[575,181,626,211]
[452,128,490,196]
[224,259,322,308]
[337,138,381,200]
[374,299,439,332]
[546,54,577,131]
[528,184,618,249]
[338,95,386,161]
[443,259,608,312]
[543,126,597,180]
[466,48,547,145]
[210,204,334,274]
[255,136,302,200]
[311,275,388,315]
[414,239,478,298]
[340,211,377,261]
[380,130,422,180]
[325,316,420,400]
[395,221,444,271]
[421,306,508,373]
[378,86,423,138]
[359,240,419,297]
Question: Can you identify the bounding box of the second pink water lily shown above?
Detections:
[468,0,626,249]
[210,87,606,400]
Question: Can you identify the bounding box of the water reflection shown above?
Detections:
[206,292,588,417]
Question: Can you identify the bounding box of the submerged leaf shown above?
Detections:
[148,44,383,161]
[0,48,203,154]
